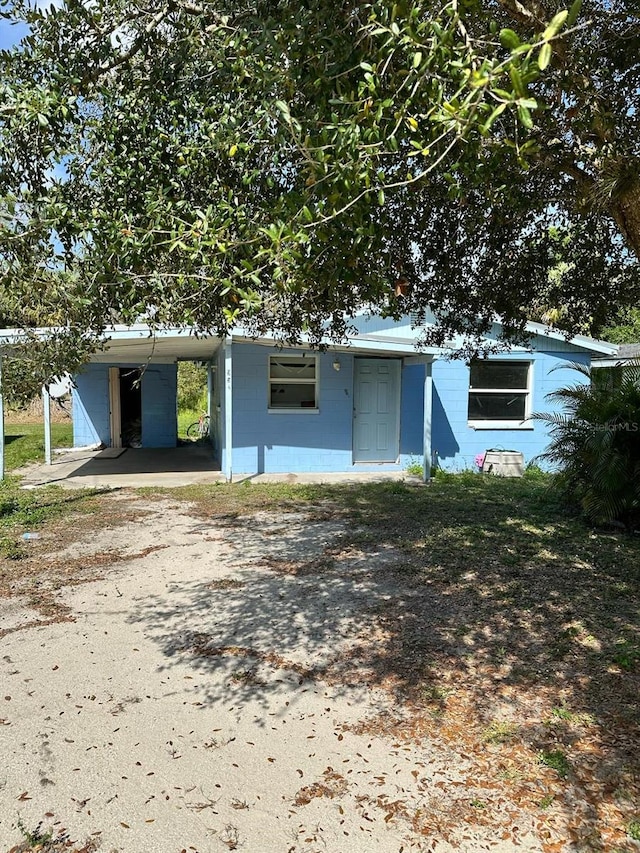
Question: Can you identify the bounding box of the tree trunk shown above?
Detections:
[610,181,640,260]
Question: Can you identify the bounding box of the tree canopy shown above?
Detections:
[0,0,638,389]
[600,307,640,345]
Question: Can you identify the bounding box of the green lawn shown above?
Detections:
[177,407,202,439]
[3,422,74,471]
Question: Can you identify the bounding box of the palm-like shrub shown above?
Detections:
[534,361,640,530]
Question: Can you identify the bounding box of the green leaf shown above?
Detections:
[377,189,385,206]
[566,0,582,27]
[538,42,552,70]
[482,102,507,131]
[509,66,526,98]
[517,104,534,128]
[499,29,521,50]
[543,10,569,41]
[412,51,422,69]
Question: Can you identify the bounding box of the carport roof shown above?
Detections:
[87,326,224,362]
[0,323,441,362]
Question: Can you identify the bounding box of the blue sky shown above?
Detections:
[0,19,29,50]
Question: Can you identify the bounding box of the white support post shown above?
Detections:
[0,357,5,481]
[206,360,215,459]
[42,385,52,466]
[422,360,433,483]
[207,361,213,420]
[224,339,233,482]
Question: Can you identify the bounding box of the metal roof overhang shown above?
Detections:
[0,324,442,363]
[92,328,224,362]
[0,326,224,363]
[97,328,439,361]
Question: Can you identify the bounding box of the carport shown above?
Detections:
[1,320,438,484]
[0,326,225,482]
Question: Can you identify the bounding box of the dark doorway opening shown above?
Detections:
[120,369,142,447]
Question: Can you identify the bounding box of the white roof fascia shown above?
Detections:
[1,319,618,357]
[522,321,618,355]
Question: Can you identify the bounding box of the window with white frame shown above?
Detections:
[269,355,318,409]
[468,360,532,426]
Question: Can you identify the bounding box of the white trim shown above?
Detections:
[224,338,233,481]
[467,359,533,428]
[91,354,178,364]
[523,321,617,354]
[42,386,52,465]
[404,355,437,366]
[423,361,433,482]
[268,354,319,411]
[267,408,320,414]
[0,320,618,358]
[591,358,632,369]
[469,421,534,431]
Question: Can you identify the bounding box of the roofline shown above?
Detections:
[350,311,619,356]
[523,321,618,355]
[0,320,619,357]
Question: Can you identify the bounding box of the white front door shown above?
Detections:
[353,358,401,463]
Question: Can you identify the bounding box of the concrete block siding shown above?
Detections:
[230,344,423,475]
[72,362,177,449]
[141,366,178,448]
[432,351,590,471]
[72,363,110,446]
[71,340,594,474]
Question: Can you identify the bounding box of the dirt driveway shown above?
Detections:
[0,490,635,852]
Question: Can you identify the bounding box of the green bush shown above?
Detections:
[533,361,640,530]
[177,362,208,413]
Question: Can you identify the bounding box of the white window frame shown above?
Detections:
[467,359,534,430]
[268,354,319,413]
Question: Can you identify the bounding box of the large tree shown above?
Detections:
[0,0,638,385]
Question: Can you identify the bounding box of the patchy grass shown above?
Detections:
[0,478,99,560]
[539,749,571,779]
[6,816,100,853]
[482,720,519,744]
[0,422,97,561]
[145,472,640,850]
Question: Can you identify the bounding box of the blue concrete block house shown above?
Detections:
[68,315,616,479]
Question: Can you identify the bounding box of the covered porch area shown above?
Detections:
[17,443,225,490]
